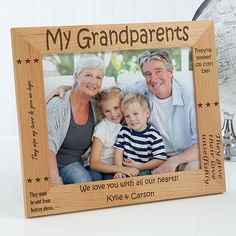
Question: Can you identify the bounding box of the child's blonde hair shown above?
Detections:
[121,92,149,112]
[95,86,124,120]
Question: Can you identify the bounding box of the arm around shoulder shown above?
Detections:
[45,85,72,104]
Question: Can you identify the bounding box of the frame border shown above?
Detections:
[11,20,226,217]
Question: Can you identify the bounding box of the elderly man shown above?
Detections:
[122,49,199,174]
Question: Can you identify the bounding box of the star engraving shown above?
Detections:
[27,178,32,183]
[214,101,219,106]
[34,58,39,63]
[17,59,22,64]
[35,177,41,183]
[206,102,211,107]
[25,58,31,64]
[44,176,49,182]
[198,103,203,108]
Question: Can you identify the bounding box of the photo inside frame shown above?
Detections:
[42,47,200,187]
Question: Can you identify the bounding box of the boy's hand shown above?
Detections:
[123,157,139,169]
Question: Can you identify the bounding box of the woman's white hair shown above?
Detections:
[73,54,105,88]
[75,54,105,74]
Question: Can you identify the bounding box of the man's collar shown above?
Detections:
[172,78,184,106]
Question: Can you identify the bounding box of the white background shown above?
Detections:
[2,1,236,236]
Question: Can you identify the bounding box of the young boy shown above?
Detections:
[113,92,167,178]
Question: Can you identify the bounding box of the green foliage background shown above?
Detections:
[43,48,183,77]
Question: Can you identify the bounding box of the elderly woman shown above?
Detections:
[46,55,104,185]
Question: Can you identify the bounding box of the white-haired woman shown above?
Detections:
[46,55,104,185]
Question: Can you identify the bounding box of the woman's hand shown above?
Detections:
[49,151,63,186]
[51,175,63,186]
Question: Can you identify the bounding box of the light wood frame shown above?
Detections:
[11,20,226,217]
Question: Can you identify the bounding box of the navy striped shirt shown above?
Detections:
[114,124,167,163]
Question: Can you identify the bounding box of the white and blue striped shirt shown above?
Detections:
[114,124,167,164]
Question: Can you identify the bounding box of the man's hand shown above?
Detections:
[45,85,72,104]
[45,88,66,104]
[152,156,178,174]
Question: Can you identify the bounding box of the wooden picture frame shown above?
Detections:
[11,20,226,218]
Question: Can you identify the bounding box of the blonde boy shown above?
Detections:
[113,92,167,178]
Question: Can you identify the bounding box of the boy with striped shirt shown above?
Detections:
[113,92,167,178]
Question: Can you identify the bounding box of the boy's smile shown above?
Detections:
[123,104,150,132]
